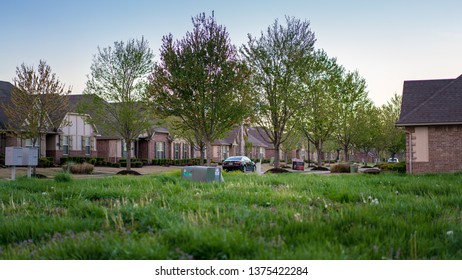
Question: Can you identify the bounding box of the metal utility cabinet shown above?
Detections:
[5,147,39,180]
[5,147,24,166]
[181,166,224,183]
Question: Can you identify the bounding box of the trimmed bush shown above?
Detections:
[63,162,94,174]
[377,162,406,173]
[330,163,351,173]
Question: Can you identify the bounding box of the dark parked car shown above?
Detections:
[222,156,256,172]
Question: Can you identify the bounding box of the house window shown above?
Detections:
[183,143,189,159]
[221,146,229,160]
[259,147,265,159]
[62,136,69,155]
[156,142,165,159]
[25,139,34,148]
[122,142,127,159]
[174,143,180,160]
[84,137,91,156]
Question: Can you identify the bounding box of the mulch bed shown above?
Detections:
[116,170,142,176]
[265,168,291,174]
[310,166,329,171]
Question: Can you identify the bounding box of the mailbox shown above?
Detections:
[5,147,24,166]
[24,147,39,166]
[5,147,39,166]
[181,166,224,183]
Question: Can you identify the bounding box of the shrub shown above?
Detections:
[392,162,406,173]
[38,157,53,167]
[112,163,121,168]
[133,161,143,168]
[54,171,72,182]
[376,162,406,173]
[330,163,351,173]
[63,162,94,174]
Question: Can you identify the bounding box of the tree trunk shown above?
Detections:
[343,146,349,162]
[126,141,132,171]
[315,142,323,167]
[199,146,205,165]
[239,124,245,155]
[32,137,39,176]
[205,140,213,166]
[273,143,280,168]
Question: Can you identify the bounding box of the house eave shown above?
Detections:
[396,122,462,127]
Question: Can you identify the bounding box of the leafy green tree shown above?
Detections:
[297,49,343,167]
[163,116,205,163]
[82,37,154,170]
[350,103,382,163]
[148,12,251,165]
[1,60,70,156]
[334,70,371,161]
[241,16,316,168]
[380,93,406,159]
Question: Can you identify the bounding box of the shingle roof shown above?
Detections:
[213,126,239,145]
[0,81,13,129]
[397,74,462,126]
[247,127,273,148]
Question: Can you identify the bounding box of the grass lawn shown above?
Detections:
[0,171,461,259]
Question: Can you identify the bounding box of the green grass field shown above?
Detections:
[1,171,461,259]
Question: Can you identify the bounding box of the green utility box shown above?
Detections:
[181,166,224,183]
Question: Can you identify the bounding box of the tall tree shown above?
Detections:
[82,37,154,170]
[241,16,316,168]
[334,70,370,161]
[1,60,70,156]
[148,12,251,165]
[297,49,343,167]
[351,103,382,163]
[380,93,406,159]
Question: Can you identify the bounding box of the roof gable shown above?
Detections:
[397,74,462,125]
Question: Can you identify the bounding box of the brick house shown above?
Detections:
[136,127,170,162]
[211,126,269,162]
[396,74,462,174]
[1,82,98,164]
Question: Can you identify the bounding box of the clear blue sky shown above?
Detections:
[1,0,461,105]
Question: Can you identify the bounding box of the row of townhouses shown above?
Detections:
[1,81,303,165]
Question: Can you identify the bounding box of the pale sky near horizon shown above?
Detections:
[1,0,461,105]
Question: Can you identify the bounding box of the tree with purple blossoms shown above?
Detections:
[148,12,252,165]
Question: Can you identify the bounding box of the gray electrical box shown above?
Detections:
[181,166,224,183]
[5,147,23,166]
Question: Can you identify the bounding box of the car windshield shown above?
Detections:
[225,156,243,161]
